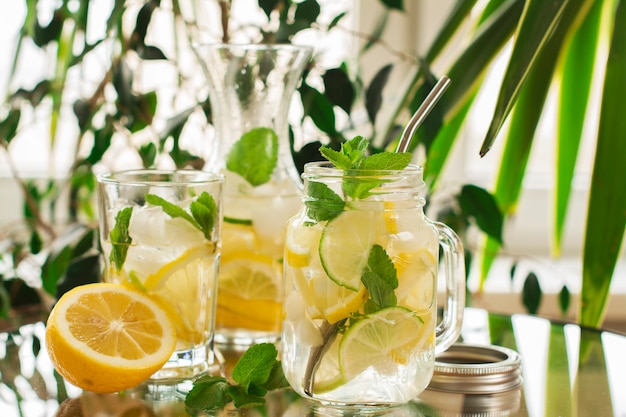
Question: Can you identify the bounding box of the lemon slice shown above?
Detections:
[394,248,437,313]
[338,306,425,380]
[309,275,367,324]
[141,242,215,291]
[384,201,398,234]
[285,222,322,268]
[122,242,217,347]
[318,210,383,290]
[45,283,177,394]
[216,251,282,331]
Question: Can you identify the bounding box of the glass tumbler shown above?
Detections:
[97,169,223,381]
[282,162,465,407]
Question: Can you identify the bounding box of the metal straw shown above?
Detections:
[395,75,451,153]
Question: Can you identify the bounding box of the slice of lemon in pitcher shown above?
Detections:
[216,251,282,331]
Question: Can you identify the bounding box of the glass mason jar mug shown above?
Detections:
[282,162,465,406]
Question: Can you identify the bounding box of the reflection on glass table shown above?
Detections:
[1,308,625,416]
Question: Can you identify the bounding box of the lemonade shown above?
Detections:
[281,138,465,406]
[215,177,301,344]
[97,170,223,380]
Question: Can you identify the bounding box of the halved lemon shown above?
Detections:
[45,283,177,394]
[216,251,282,331]
[338,306,425,381]
[318,210,383,291]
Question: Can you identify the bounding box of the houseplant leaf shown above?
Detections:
[479,0,570,156]
[554,0,602,256]
[406,0,524,154]
[580,0,626,328]
[478,0,590,288]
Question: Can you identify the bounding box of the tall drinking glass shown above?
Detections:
[195,43,312,346]
[97,169,223,382]
[282,162,465,407]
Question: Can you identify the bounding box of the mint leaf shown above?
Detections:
[361,244,398,310]
[319,136,368,169]
[319,137,412,200]
[226,127,278,186]
[185,343,285,412]
[145,194,199,229]
[227,386,266,409]
[360,151,413,171]
[109,207,133,271]
[264,361,290,390]
[185,376,231,413]
[231,343,277,391]
[146,193,220,241]
[319,147,352,169]
[305,181,346,222]
[341,136,369,166]
[190,191,218,240]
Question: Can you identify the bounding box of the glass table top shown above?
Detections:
[2,308,625,416]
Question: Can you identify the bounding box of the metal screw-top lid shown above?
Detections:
[427,343,523,394]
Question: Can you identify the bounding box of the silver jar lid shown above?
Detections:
[427,343,523,395]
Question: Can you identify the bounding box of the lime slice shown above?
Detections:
[319,210,382,290]
[338,306,426,380]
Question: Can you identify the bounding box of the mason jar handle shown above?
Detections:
[434,221,466,354]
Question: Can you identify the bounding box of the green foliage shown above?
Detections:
[1,0,621,329]
[185,343,288,414]
[522,272,542,315]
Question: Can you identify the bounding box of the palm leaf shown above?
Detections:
[479,0,589,289]
[554,1,603,257]
[479,0,570,156]
[580,0,626,328]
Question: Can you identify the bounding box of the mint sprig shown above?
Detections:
[185,343,288,414]
[309,136,412,221]
[226,127,278,186]
[145,191,218,240]
[109,207,133,271]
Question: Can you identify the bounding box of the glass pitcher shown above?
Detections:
[195,43,312,346]
[282,162,465,407]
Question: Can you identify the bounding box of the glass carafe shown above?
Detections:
[196,43,312,346]
[282,162,465,407]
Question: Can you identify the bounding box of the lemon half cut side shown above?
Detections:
[45,283,177,394]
